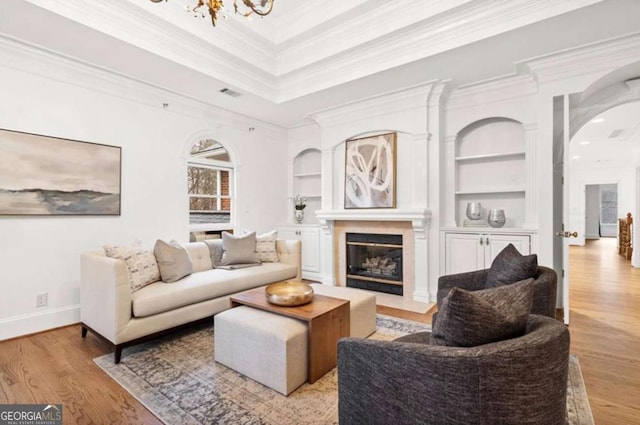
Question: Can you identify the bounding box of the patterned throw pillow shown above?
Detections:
[431,278,534,347]
[103,243,160,292]
[256,230,279,262]
[485,243,538,288]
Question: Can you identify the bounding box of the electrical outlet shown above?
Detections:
[36,293,48,308]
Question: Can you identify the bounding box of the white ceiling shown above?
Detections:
[571,101,640,169]
[1,0,640,127]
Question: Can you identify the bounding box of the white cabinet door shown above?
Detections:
[278,226,321,277]
[445,233,485,274]
[445,232,531,275]
[484,234,530,265]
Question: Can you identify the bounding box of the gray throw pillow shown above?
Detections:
[220,231,260,266]
[153,239,193,283]
[485,243,538,288]
[203,239,225,268]
[431,278,534,347]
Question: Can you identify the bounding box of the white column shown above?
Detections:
[523,123,538,228]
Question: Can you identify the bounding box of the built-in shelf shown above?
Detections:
[455,152,525,162]
[455,188,526,195]
[293,172,321,178]
[293,149,322,225]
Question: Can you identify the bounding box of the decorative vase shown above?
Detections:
[465,202,482,220]
[294,209,304,224]
[487,209,506,228]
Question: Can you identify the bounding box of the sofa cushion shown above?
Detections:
[154,240,193,283]
[256,230,279,263]
[184,242,213,272]
[486,243,538,288]
[131,262,297,317]
[103,244,160,292]
[431,278,534,347]
[220,231,260,266]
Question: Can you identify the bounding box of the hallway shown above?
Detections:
[568,238,640,424]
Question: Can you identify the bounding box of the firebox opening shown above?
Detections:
[346,233,403,296]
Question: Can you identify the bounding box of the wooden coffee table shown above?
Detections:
[231,286,350,383]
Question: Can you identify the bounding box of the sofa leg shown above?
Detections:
[114,346,123,364]
[81,326,88,338]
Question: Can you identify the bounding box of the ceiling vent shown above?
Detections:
[608,129,624,138]
[219,88,242,98]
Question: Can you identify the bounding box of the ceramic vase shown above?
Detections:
[294,209,304,224]
[466,202,482,220]
[487,209,506,228]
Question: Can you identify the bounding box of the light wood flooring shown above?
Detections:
[0,238,638,424]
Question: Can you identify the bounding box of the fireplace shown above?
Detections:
[346,233,403,295]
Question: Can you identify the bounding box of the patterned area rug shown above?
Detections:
[95,315,594,425]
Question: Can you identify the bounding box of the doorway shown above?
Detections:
[584,184,618,239]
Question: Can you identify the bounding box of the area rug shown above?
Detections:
[95,315,594,425]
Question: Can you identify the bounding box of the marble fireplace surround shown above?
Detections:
[316,209,432,310]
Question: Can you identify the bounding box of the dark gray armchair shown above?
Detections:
[337,315,570,425]
[437,266,558,318]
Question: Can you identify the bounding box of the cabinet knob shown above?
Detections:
[479,237,484,246]
[485,237,489,245]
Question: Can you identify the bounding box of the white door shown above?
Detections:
[445,233,484,274]
[561,95,573,324]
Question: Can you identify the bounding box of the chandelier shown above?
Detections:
[150,0,275,27]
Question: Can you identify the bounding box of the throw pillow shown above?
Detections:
[256,230,279,263]
[485,243,538,288]
[153,239,193,283]
[220,231,260,266]
[431,278,534,347]
[103,243,160,292]
[203,238,224,268]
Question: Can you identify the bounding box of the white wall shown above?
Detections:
[0,41,287,340]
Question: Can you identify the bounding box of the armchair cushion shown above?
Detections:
[486,243,538,287]
[431,277,534,347]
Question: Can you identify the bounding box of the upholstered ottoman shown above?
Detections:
[214,306,308,396]
[310,284,377,338]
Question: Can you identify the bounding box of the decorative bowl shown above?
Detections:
[265,281,314,306]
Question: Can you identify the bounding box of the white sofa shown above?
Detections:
[80,239,301,363]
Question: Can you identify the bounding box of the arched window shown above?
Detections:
[187,139,233,230]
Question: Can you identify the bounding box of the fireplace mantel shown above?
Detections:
[316,209,431,239]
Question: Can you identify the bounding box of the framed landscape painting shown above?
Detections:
[344,132,397,209]
[0,128,121,215]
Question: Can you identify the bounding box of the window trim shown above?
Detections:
[187,147,234,232]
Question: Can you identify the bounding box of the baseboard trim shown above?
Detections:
[0,305,80,341]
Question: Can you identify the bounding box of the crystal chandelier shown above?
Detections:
[150,0,275,27]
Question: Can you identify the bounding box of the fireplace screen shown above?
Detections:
[346,233,403,295]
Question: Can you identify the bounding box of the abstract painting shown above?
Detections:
[0,128,121,215]
[344,132,396,209]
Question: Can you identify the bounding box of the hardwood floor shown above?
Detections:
[0,237,637,424]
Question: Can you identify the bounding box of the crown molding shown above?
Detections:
[0,35,286,136]
[24,0,278,99]
[21,0,606,103]
[276,0,603,101]
[308,82,437,128]
[517,31,640,84]
[447,74,538,111]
